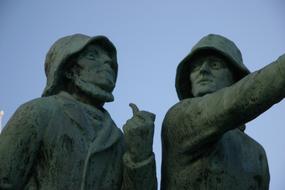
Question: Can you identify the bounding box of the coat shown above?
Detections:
[161,54,285,190]
[0,92,156,190]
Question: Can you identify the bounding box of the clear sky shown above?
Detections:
[1,0,285,189]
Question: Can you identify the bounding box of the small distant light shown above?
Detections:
[0,110,4,129]
[0,110,4,117]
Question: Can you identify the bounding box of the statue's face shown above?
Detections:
[189,53,235,97]
[76,44,116,92]
[66,44,116,103]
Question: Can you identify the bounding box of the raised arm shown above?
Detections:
[0,101,44,189]
[121,103,157,190]
[163,54,285,153]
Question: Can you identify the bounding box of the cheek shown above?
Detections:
[189,72,198,84]
[78,68,100,81]
[222,71,234,84]
[214,71,234,87]
[189,77,197,91]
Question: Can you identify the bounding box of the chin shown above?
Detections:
[74,77,115,102]
[100,82,115,93]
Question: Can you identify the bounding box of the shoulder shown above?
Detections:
[17,95,60,116]
[5,95,62,130]
[245,133,267,156]
[2,96,56,135]
[234,130,267,156]
[163,98,197,130]
[162,98,195,142]
[164,99,192,123]
[235,130,269,178]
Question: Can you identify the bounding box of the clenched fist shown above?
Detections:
[123,103,155,163]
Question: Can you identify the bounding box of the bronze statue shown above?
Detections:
[161,34,285,190]
[0,34,157,190]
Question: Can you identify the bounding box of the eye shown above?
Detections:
[209,61,223,69]
[104,60,113,66]
[85,52,96,60]
[190,63,201,72]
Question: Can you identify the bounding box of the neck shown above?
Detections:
[70,89,104,109]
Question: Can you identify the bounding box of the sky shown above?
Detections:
[0,0,285,189]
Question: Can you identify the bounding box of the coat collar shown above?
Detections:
[56,91,123,153]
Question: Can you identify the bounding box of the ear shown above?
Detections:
[65,71,73,79]
[64,58,79,80]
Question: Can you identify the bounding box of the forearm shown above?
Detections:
[220,54,285,125]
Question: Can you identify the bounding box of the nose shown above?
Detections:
[101,59,115,75]
[100,54,113,66]
[103,60,113,69]
[199,61,210,74]
[102,53,112,62]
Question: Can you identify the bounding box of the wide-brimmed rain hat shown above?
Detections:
[176,34,250,100]
[42,33,117,97]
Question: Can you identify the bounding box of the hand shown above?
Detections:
[123,103,155,163]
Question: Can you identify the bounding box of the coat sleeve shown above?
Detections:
[163,54,285,154]
[0,101,45,189]
[121,153,157,190]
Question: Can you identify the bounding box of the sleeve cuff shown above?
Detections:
[123,152,155,169]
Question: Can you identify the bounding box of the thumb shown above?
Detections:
[129,103,139,116]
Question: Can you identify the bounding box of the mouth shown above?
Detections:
[98,68,115,77]
[96,69,115,81]
[197,78,212,84]
[99,71,116,90]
